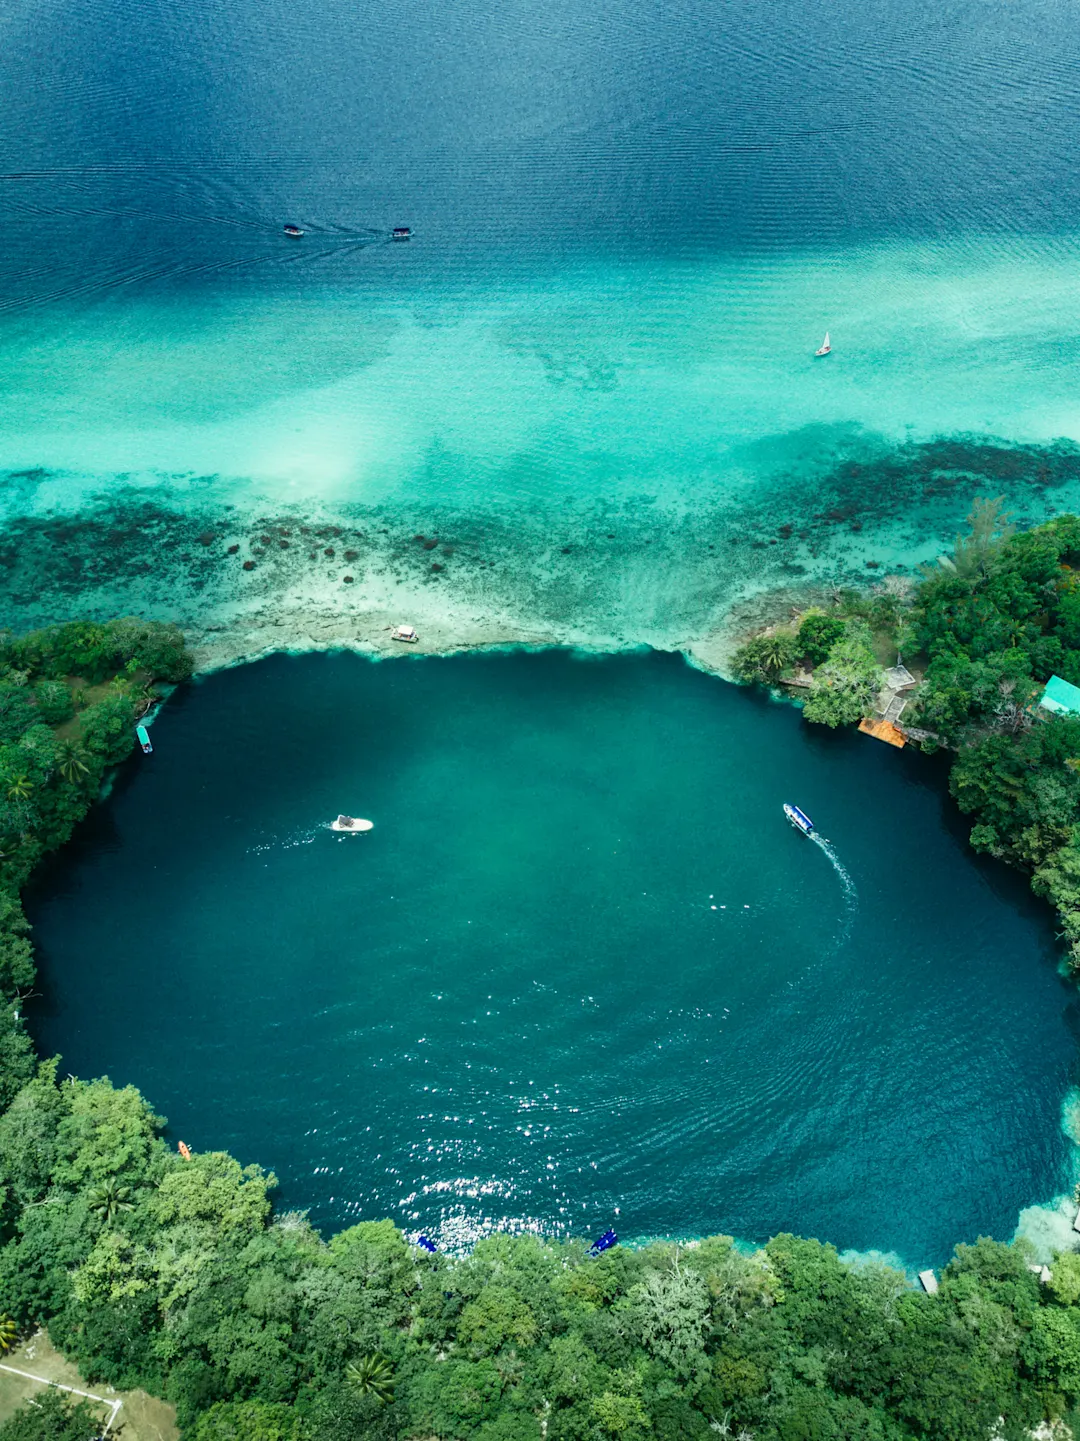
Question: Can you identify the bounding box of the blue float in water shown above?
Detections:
[416,1234,437,1254]
[589,1228,618,1255]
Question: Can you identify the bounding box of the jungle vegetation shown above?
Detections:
[2,611,1080,1438]
[735,504,1080,974]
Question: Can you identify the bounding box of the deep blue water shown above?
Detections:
[27,651,1078,1266]
[4,0,1080,267]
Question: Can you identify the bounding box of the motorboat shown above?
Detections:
[783,802,814,835]
[136,725,153,755]
[283,224,305,238]
[815,331,831,356]
[392,624,419,643]
[331,815,373,832]
[391,226,411,240]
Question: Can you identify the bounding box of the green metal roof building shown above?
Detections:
[1038,674,1080,716]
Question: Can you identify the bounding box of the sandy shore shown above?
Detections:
[182,575,827,680]
[188,604,564,674]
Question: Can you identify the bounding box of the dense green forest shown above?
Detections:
[0,618,194,1115]
[4,601,1080,1439]
[735,505,1080,974]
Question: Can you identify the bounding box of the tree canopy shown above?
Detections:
[2,607,1080,1438]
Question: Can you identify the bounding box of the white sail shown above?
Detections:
[822,332,829,348]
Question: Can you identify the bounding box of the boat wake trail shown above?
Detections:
[246,826,322,856]
[809,832,859,946]
[777,830,861,1007]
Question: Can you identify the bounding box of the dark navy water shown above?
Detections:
[4,0,1080,270]
[27,652,1077,1265]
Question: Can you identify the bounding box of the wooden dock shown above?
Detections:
[858,717,907,748]
[918,1269,939,1294]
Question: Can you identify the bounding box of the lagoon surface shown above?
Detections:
[27,650,1077,1266]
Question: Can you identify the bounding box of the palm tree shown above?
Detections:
[87,1178,134,1226]
[757,632,794,679]
[4,774,31,803]
[0,1317,17,1354]
[346,1353,396,1406]
[57,743,90,785]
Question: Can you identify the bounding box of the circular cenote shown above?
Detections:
[26,649,1079,1268]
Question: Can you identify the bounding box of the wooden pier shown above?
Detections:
[858,717,907,748]
[918,1269,938,1294]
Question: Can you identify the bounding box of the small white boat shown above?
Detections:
[331,815,373,832]
[392,625,418,644]
[815,332,831,356]
[783,803,814,835]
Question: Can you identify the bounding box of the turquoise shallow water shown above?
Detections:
[8,240,1080,659]
[27,651,1077,1266]
[5,0,1080,643]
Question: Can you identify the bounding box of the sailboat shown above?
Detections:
[815,331,831,356]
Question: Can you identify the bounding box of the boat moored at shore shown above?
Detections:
[136,725,153,755]
[783,802,813,835]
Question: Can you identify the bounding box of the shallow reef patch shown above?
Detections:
[4,431,1080,667]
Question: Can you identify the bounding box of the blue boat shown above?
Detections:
[136,725,153,755]
[783,802,813,835]
[415,1235,437,1254]
[588,1228,618,1256]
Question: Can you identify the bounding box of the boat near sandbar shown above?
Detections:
[783,802,813,835]
[331,815,373,832]
[392,624,419,643]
